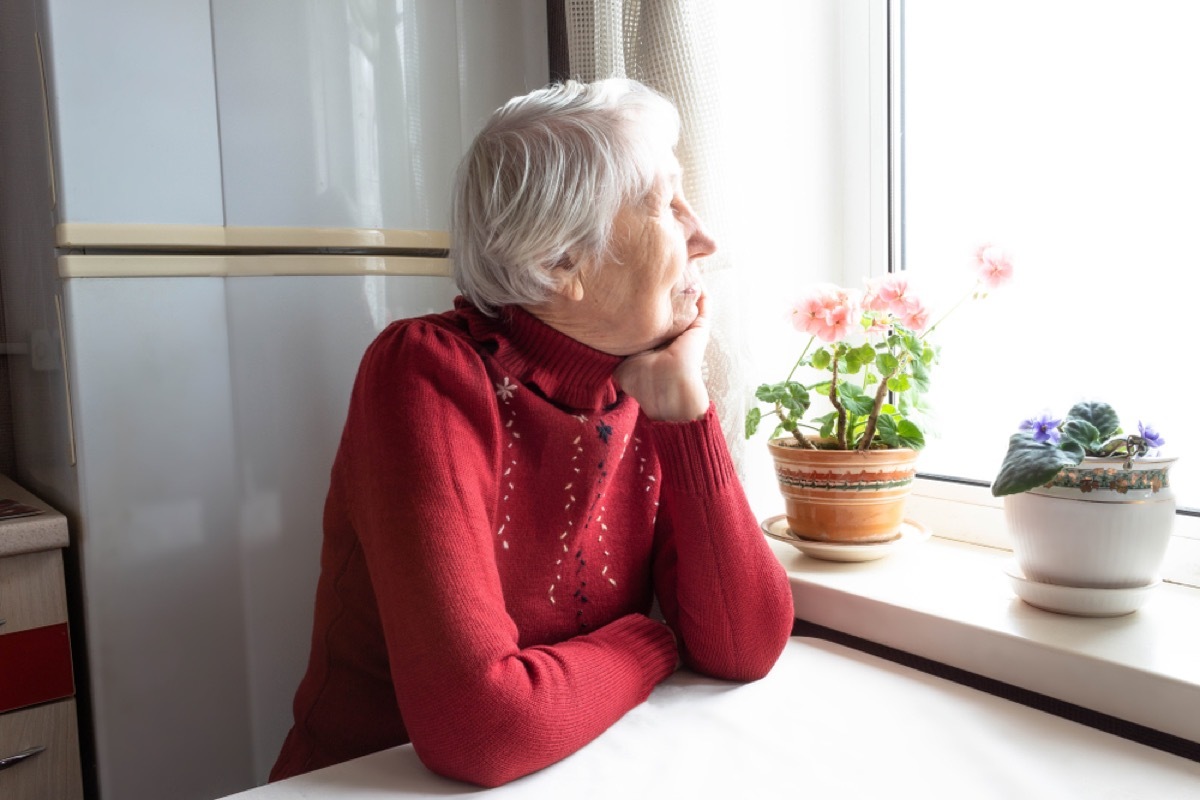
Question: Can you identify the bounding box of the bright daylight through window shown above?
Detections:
[898,0,1200,511]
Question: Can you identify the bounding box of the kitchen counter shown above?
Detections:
[0,474,83,798]
[222,638,1200,799]
[0,475,68,557]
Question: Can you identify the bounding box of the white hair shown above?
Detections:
[451,78,681,315]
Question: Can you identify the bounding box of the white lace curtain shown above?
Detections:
[564,0,748,474]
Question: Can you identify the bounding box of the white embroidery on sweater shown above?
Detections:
[494,377,517,401]
[495,381,521,552]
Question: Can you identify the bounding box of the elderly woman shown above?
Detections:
[270,78,793,788]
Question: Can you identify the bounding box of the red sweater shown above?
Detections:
[270,299,793,787]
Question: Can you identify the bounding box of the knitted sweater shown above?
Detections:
[270,298,793,788]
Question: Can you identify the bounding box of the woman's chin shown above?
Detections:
[672,298,700,328]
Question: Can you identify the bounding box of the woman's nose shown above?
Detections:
[685,203,717,259]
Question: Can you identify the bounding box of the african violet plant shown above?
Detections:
[990,401,1166,496]
[745,245,1013,452]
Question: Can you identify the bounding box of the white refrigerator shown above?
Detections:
[0,1,548,798]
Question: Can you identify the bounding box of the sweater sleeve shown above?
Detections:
[341,322,678,788]
[646,405,794,681]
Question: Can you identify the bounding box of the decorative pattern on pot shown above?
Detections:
[768,440,920,544]
[1046,464,1170,495]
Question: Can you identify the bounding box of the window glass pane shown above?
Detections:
[900,0,1200,508]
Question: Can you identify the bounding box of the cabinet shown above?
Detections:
[0,478,82,800]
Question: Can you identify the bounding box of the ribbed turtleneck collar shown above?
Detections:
[454,297,623,412]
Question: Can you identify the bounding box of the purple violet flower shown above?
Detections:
[1138,420,1166,448]
[1019,412,1062,445]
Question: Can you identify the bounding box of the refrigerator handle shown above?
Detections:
[54,294,77,467]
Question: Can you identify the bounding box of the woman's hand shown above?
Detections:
[614,293,711,421]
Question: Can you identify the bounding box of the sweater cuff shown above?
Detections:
[597,614,679,684]
[645,404,738,496]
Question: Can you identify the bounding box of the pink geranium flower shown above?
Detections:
[861,278,892,313]
[974,244,1014,289]
[899,300,931,332]
[790,285,861,343]
[874,275,911,310]
[868,274,927,320]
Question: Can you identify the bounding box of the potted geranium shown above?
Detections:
[991,401,1176,594]
[746,245,1012,543]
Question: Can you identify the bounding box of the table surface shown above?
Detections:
[224,637,1200,799]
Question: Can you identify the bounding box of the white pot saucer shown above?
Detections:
[1002,561,1160,617]
[760,515,931,562]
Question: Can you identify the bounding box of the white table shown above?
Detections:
[225,638,1200,799]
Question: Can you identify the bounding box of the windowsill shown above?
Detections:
[766,534,1200,746]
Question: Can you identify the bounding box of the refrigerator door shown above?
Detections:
[212,0,548,233]
[63,265,456,799]
[43,0,224,225]
[62,275,250,800]
[224,271,457,778]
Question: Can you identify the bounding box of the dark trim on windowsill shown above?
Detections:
[791,618,1200,764]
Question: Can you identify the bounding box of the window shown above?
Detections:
[897,0,1200,512]
[715,1,1199,585]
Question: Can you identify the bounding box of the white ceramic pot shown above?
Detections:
[1003,456,1176,589]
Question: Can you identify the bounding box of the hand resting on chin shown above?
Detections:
[614,292,711,422]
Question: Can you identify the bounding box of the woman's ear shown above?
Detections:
[553,254,586,302]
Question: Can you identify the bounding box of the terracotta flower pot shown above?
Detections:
[768,438,920,543]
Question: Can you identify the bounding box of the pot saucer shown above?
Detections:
[1002,561,1160,617]
[760,515,930,562]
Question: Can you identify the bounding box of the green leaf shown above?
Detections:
[838,383,874,416]
[779,382,811,415]
[754,383,783,402]
[811,349,831,370]
[744,407,762,438]
[856,343,877,364]
[1066,401,1120,441]
[756,382,811,414]
[991,433,1084,496]
[876,352,900,375]
[895,419,925,449]
[843,351,863,373]
[909,356,931,393]
[875,413,900,448]
[1059,439,1085,460]
[1059,418,1102,454]
[815,411,837,439]
[887,374,911,392]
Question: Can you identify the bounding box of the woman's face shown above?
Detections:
[579,160,717,355]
